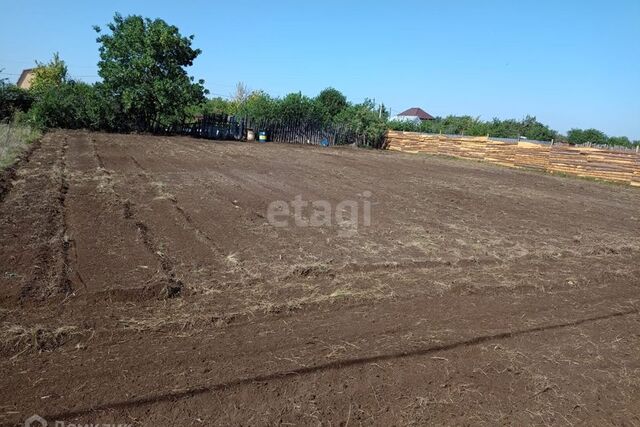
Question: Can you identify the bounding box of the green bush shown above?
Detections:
[334,99,387,147]
[27,81,119,130]
[0,84,34,121]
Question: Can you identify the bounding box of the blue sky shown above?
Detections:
[1,0,639,139]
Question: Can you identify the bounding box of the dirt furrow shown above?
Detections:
[86,137,183,298]
[0,135,70,303]
[3,131,640,426]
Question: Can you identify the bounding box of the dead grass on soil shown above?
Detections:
[0,323,89,357]
[117,276,396,334]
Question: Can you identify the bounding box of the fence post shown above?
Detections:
[4,119,13,147]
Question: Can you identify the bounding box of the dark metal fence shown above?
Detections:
[155,115,386,149]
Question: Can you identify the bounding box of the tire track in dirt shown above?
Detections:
[58,138,72,296]
[132,218,183,297]
[127,154,227,260]
[282,244,640,282]
[18,136,72,301]
[5,131,640,426]
[89,137,237,298]
[284,257,499,280]
[56,133,168,300]
[89,140,183,298]
[40,306,640,421]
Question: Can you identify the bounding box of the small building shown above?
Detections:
[391,107,435,123]
[16,68,35,89]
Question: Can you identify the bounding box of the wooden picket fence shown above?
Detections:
[385,130,640,187]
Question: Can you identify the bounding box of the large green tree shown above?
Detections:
[567,128,608,145]
[607,136,632,147]
[277,92,318,123]
[30,53,68,93]
[94,13,206,130]
[240,91,278,121]
[315,87,347,123]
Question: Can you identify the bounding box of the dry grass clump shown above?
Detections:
[288,262,332,278]
[0,323,82,356]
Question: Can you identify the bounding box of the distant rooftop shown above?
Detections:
[397,107,434,120]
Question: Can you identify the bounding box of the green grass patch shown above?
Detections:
[0,123,41,170]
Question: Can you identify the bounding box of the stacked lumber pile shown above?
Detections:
[385,131,441,154]
[582,148,637,183]
[385,130,640,187]
[548,146,590,176]
[386,131,491,160]
[483,140,518,167]
[548,146,636,183]
[514,142,550,170]
[437,135,487,160]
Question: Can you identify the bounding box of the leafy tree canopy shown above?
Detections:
[567,128,608,145]
[30,53,68,93]
[315,87,348,121]
[608,136,631,147]
[94,13,206,130]
[238,91,277,121]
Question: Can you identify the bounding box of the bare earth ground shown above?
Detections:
[1,130,639,426]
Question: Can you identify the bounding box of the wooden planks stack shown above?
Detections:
[483,140,518,167]
[514,142,550,170]
[385,130,640,187]
[386,131,441,154]
[548,146,590,176]
[548,146,637,183]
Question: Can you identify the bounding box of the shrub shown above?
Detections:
[0,84,34,121]
[27,81,118,130]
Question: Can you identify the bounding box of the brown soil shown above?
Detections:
[1,130,639,426]
[0,139,41,203]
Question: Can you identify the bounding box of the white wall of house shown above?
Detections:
[390,115,421,124]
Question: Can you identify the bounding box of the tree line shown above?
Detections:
[0,12,388,147]
[190,85,389,146]
[388,115,639,147]
[0,12,637,149]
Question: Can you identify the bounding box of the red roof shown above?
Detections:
[398,107,434,120]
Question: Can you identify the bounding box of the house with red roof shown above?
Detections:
[395,107,434,121]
